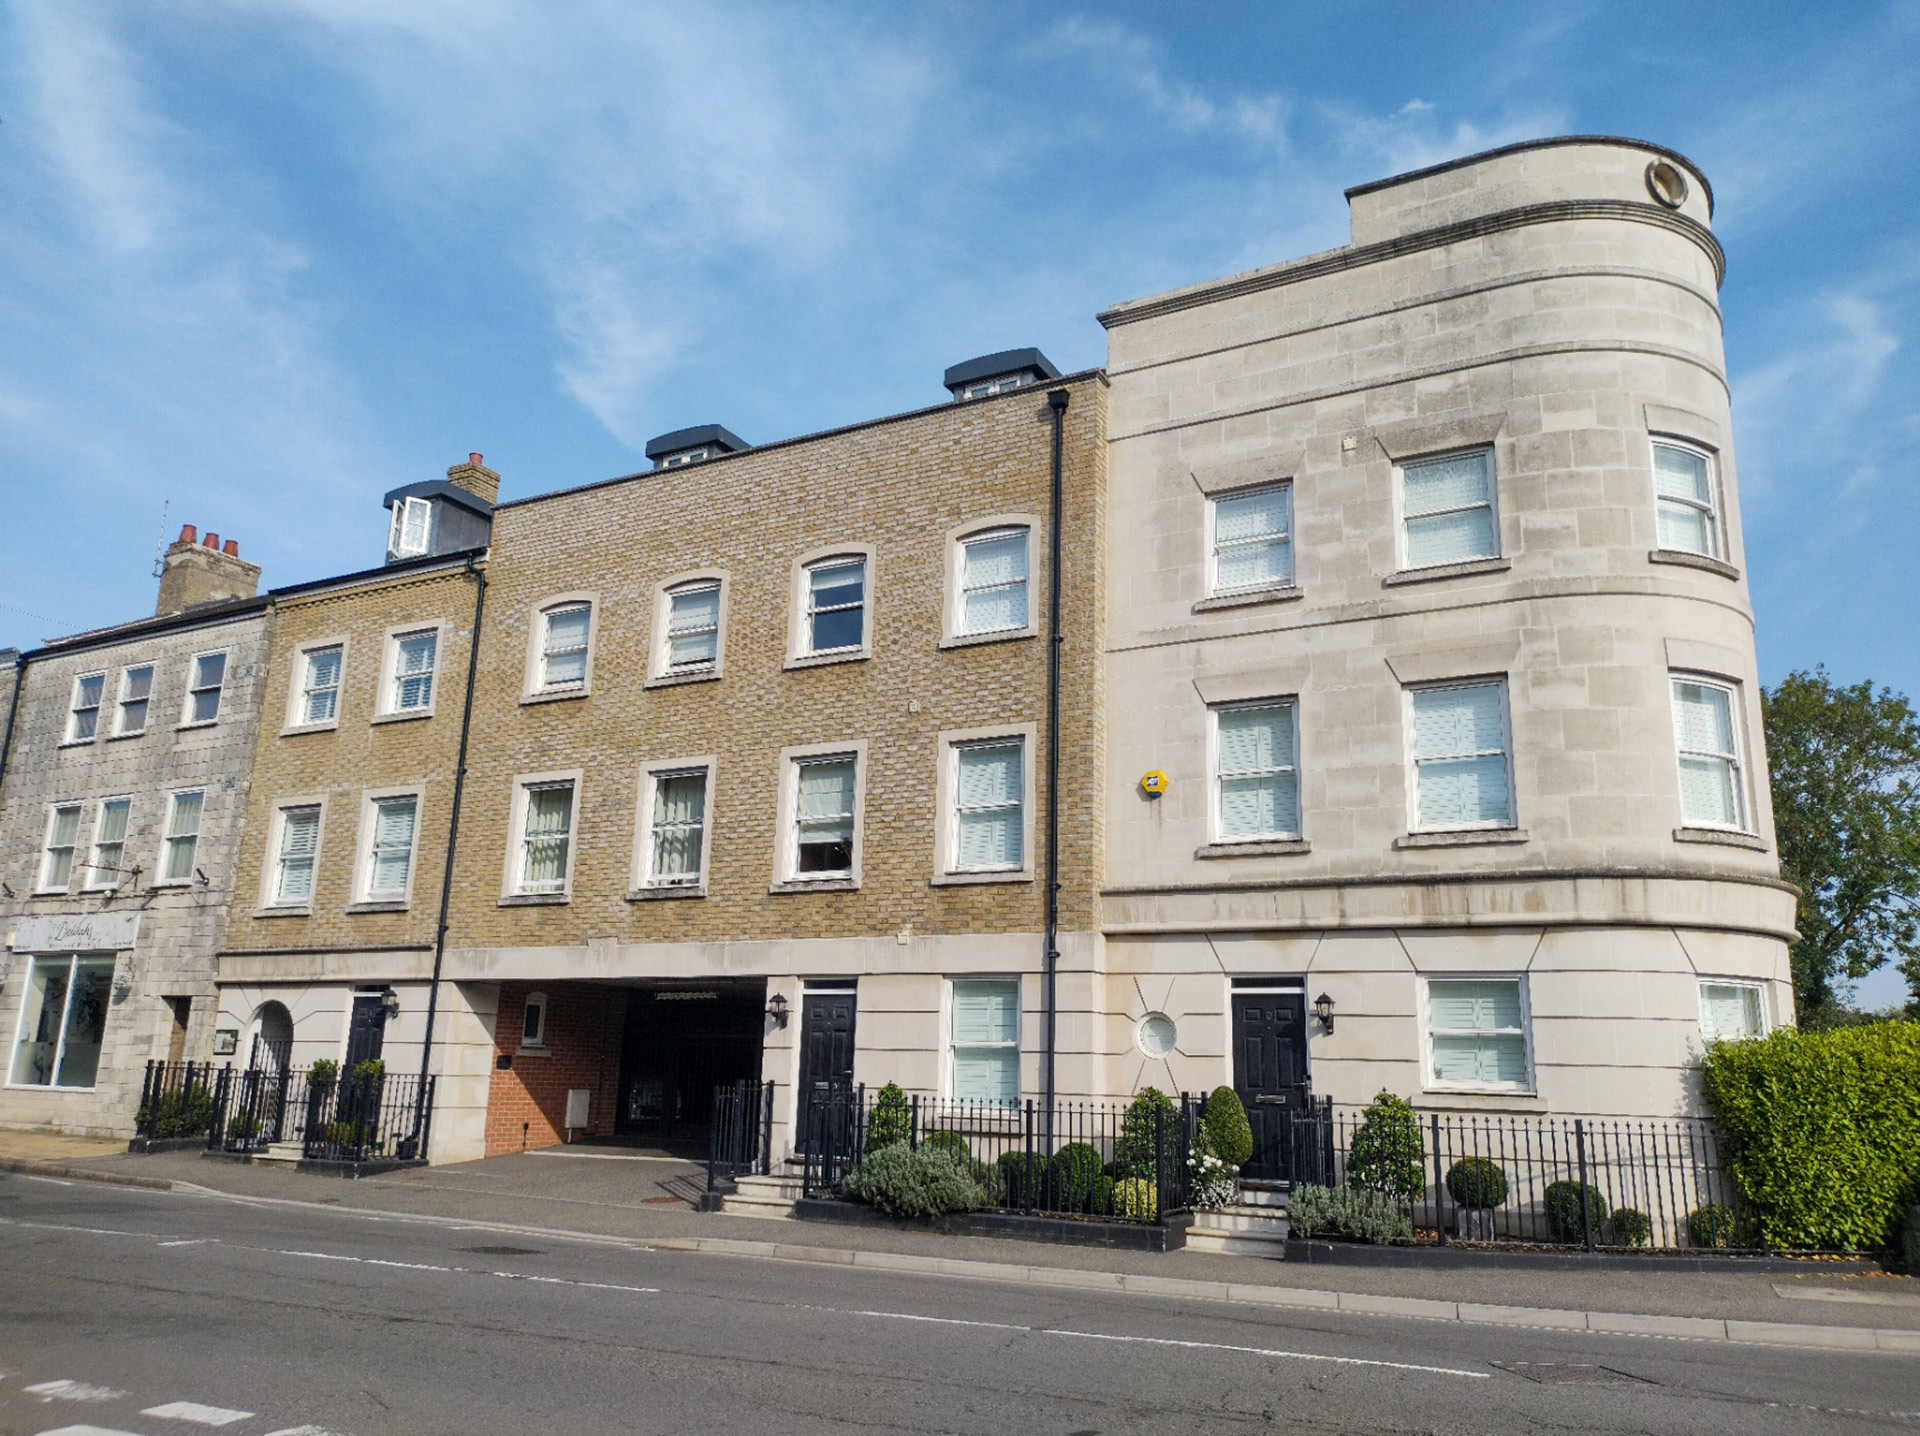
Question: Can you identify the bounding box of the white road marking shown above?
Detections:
[490,1272,660,1295]
[23,1381,130,1403]
[276,1250,454,1273]
[525,1149,689,1163]
[267,1246,658,1295]
[157,1239,218,1248]
[142,1400,256,1425]
[263,1427,354,1436]
[32,1426,148,1436]
[19,1175,74,1187]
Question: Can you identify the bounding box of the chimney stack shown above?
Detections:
[445,452,500,505]
[156,523,262,616]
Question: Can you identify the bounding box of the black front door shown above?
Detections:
[797,989,857,1151]
[1232,988,1309,1181]
[344,991,388,1074]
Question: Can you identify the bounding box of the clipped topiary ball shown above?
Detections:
[1047,1141,1105,1211]
[1608,1207,1653,1247]
[1200,1086,1254,1168]
[1444,1157,1510,1210]
[1544,1180,1610,1243]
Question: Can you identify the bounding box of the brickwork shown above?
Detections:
[484,981,624,1153]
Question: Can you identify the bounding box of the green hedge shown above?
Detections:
[1701,1022,1920,1250]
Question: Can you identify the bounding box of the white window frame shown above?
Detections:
[647,572,730,684]
[1209,698,1303,843]
[114,663,155,738]
[947,977,1022,1107]
[961,374,1033,400]
[376,622,446,720]
[82,796,133,892]
[943,517,1039,647]
[519,991,549,1051]
[1405,678,1517,833]
[932,725,1036,883]
[354,788,423,905]
[786,546,874,668]
[1649,436,1722,560]
[631,757,716,893]
[65,671,106,744]
[524,595,597,700]
[503,771,582,899]
[1420,974,1536,1095]
[156,789,204,886]
[181,649,229,727]
[1395,446,1500,572]
[1698,978,1769,1043]
[1207,482,1295,596]
[1670,674,1749,833]
[38,802,83,893]
[285,638,348,732]
[389,495,433,560]
[772,741,867,889]
[263,799,326,909]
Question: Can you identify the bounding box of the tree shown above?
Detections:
[1763,668,1920,1018]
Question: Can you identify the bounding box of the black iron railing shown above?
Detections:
[800,1087,1195,1225]
[1290,1101,1763,1250]
[135,1059,433,1165]
[220,1067,311,1152]
[707,1079,776,1189]
[302,1071,435,1164]
[135,1062,231,1142]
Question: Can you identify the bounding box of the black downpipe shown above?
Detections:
[0,652,26,800]
[1043,388,1070,1125]
[414,557,488,1142]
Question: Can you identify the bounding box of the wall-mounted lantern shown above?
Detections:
[1313,991,1335,1035]
[766,992,790,1029]
[380,987,401,1021]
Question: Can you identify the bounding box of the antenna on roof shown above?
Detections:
[151,499,170,580]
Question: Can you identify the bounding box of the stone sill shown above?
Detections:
[520,687,588,707]
[1395,828,1529,849]
[345,900,410,914]
[370,709,433,726]
[175,721,220,732]
[644,668,722,690]
[278,722,338,738]
[628,884,706,901]
[769,878,859,895]
[1674,826,1768,852]
[783,649,870,672]
[498,892,570,906]
[1195,839,1311,859]
[1191,585,1304,614]
[1649,549,1740,580]
[938,628,1037,651]
[1382,557,1511,587]
[929,870,1033,886]
[105,730,147,743]
[56,738,96,750]
[252,905,312,918]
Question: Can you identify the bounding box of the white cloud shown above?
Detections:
[1038,18,1289,147]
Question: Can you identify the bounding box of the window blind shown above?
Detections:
[952,979,1019,1105]
[1403,451,1495,566]
[1428,979,1529,1087]
[955,742,1023,868]
[1412,684,1511,827]
[1214,487,1293,589]
[369,798,417,895]
[1672,680,1741,827]
[961,531,1030,634]
[1653,444,1715,555]
[394,633,436,710]
[666,586,720,666]
[650,772,707,878]
[1698,982,1763,1042]
[277,808,320,900]
[1217,703,1299,837]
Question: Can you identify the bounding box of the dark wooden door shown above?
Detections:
[798,990,857,1151]
[1232,990,1309,1181]
[343,992,388,1073]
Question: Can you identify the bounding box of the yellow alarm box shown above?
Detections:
[1139,770,1168,795]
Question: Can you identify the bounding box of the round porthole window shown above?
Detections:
[1645,159,1689,209]
[1136,1012,1178,1057]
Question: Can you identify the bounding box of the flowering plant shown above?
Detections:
[1188,1150,1236,1209]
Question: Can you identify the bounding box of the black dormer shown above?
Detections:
[943,348,1062,401]
[384,479,494,564]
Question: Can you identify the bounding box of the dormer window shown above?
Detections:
[943,348,1061,402]
[645,424,749,472]
[962,375,1031,400]
[658,448,709,469]
[389,497,432,559]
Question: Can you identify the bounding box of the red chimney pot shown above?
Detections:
[222,539,239,557]
[469,452,483,464]
[178,524,198,546]
[202,532,220,550]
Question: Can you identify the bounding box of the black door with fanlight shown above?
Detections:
[797,988,857,1152]
[1231,987,1310,1181]
[344,990,388,1073]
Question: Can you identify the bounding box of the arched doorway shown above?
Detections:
[249,1001,293,1073]
[238,1001,296,1148]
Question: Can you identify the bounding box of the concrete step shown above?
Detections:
[1186,1201,1290,1255]
[1233,1183,1290,1208]
[252,1141,304,1167]
[719,1173,802,1218]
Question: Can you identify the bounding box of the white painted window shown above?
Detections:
[273,805,321,903]
[116,665,154,736]
[958,529,1030,635]
[365,796,418,899]
[804,558,866,654]
[950,978,1020,1105]
[793,756,856,876]
[390,630,438,712]
[9,955,115,1089]
[518,782,575,893]
[664,582,721,670]
[161,791,203,883]
[40,804,81,890]
[84,798,131,891]
[659,447,710,469]
[185,651,227,724]
[952,740,1024,871]
[1652,441,1719,557]
[1401,448,1497,568]
[67,673,104,742]
[1671,678,1745,829]
[1425,978,1531,1090]
[1699,980,1766,1042]
[389,496,432,559]
[1211,485,1293,592]
[1214,701,1300,840]
[521,992,548,1048]
[539,605,591,690]
[646,769,707,885]
[300,645,343,725]
[1410,681,1513,830]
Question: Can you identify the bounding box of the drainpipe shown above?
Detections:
[1043,388,1070,1125]
[0,651,25,801]
[414,555,487,1144]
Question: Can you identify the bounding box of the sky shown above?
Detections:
[3,2,1916,999]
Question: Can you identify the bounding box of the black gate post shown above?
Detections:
[1574,1119,1595,1252]
[1023,1099,1036,1215]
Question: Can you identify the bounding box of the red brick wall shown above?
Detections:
[484,983,626,1155]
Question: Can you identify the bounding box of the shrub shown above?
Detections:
[920,1130,972,1165]
[1544,1180,1610,1243]
[1199,1086,1253,1168]
[225,1112,259,1141]
[1346,1092,1425,1202]
[1188,1150,1236,1208]
[1089,1174,1116,1216]
[1047,1142,1105,1211]
[1113,1087,1180,1180]
[1445,1157,1509,1210]
[1114,1177,1158,1220]
[320,1120,359,1148]
[865,1083,912,1153]
[1608,1207,1652,1247]
[137,1088,217,1139]
[1687,1203,1750,1249]
[842,1143,985,1217]
[1701,1022,1920,1250]
[308,1058,339,1085]
[1286,1183,1411,1244]
[997,1150,1044,1205]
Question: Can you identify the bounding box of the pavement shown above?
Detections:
[4,1126,1918,1350]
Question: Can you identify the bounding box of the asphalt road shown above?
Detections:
[0,1173,1914,1435]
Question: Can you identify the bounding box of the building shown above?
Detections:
[0,530,270,1136]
